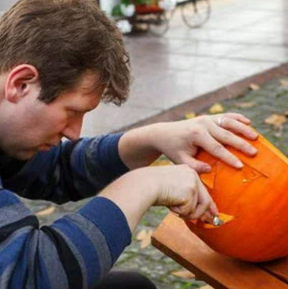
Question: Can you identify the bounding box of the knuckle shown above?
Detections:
[190,126,203,138]
[180,207,192,218]
[195,115,205,122]
[189,171,198,182]
[221,131,232,142]
[203,198,212,208]
[190,183,197,192]
[212,144,224,155]
[180,164,190,171]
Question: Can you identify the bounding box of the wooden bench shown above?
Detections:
[152,213,288,289]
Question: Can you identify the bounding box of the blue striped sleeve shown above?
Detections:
[0,189,131,289]
[1,133,129,204]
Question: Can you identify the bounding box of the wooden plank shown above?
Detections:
[261,258,288,283]
[152,213,288,289]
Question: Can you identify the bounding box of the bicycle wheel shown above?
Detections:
[148,12,169,36]
[181,0,211,29]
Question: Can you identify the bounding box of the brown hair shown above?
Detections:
[0,0,130,105]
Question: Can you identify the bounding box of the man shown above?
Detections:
[0,0,258,288]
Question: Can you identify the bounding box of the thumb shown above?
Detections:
[198,177,219,216]
[181,156,211,174]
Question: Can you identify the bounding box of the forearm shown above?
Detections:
[0,188,131,288]
[99,169,156,232]
[118,123,164,170]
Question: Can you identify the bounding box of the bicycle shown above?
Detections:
[131,0,211,36]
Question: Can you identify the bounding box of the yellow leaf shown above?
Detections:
[151,159,172,166]
[234,101,256,108]
[36,206,55,217]
[140,229,153,249]
[209,103,224,114]
[171,270,195,279]
[136,229,147,241]
[280,79,288,87]
[264,114,286,127]
[136,229,153,249]
[249,83,260,91]
[185,112,196,119]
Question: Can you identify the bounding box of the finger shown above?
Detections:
[209,124,257,157]
[169,206,184,216]
[217,117,258,140]
[220,113,251,124]
[169,200,196,218]
[180,155,211,173]
[198,176,219,217]
[169,179,199,218]
[198,177,219,216]
[186,177,213,219]
[197,133,244,169]
[209,201,219,216]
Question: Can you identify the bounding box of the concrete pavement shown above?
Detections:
[82,0,288,135]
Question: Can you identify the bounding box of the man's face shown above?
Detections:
[0,73,102,160]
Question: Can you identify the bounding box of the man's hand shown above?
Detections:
[100,165,217,232]
[152,113,258,173]
[119,113,258,173]
[149,165,218,219]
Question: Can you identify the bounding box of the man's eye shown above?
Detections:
[68,110,82,117]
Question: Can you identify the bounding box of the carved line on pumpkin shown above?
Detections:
[201,161,268,190]
[195,162,268,230]
[200,161,217,189]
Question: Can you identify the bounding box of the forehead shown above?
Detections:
[57,73,104,109]
[75,72,104,95]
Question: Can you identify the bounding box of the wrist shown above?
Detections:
[147,122,170,153]
[99,168,157,232]
[118,124,163,169]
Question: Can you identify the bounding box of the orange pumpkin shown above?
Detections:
[186,132,288,262]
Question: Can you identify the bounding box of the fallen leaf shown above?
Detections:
[185,112,196,119]
[200,286,215,289]
[136,229,147,241]
[36,206,55,217]
[136,229,153,249]
[234,101,256,108]
[249,83,260,91]
[264,114,286,127]
[209,103,224,114]
[151,159,173,166]
[141,230,153,249]
[171,270,195,279]
[274,127,283,138]
[280,79,288,87]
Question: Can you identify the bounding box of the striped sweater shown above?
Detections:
[0,133,131,289]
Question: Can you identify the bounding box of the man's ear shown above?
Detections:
[5,65,39,103]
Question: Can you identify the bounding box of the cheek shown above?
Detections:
[37,113,68,136]
[49,118,68,133]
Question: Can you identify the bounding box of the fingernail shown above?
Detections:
[249,147,258,155]
[250,132,258,139]
[236,161,244,168]
[203,165,211,173]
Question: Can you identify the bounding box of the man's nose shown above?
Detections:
[62,115,84,141]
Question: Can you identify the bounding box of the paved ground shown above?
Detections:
[81,0,288,136]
